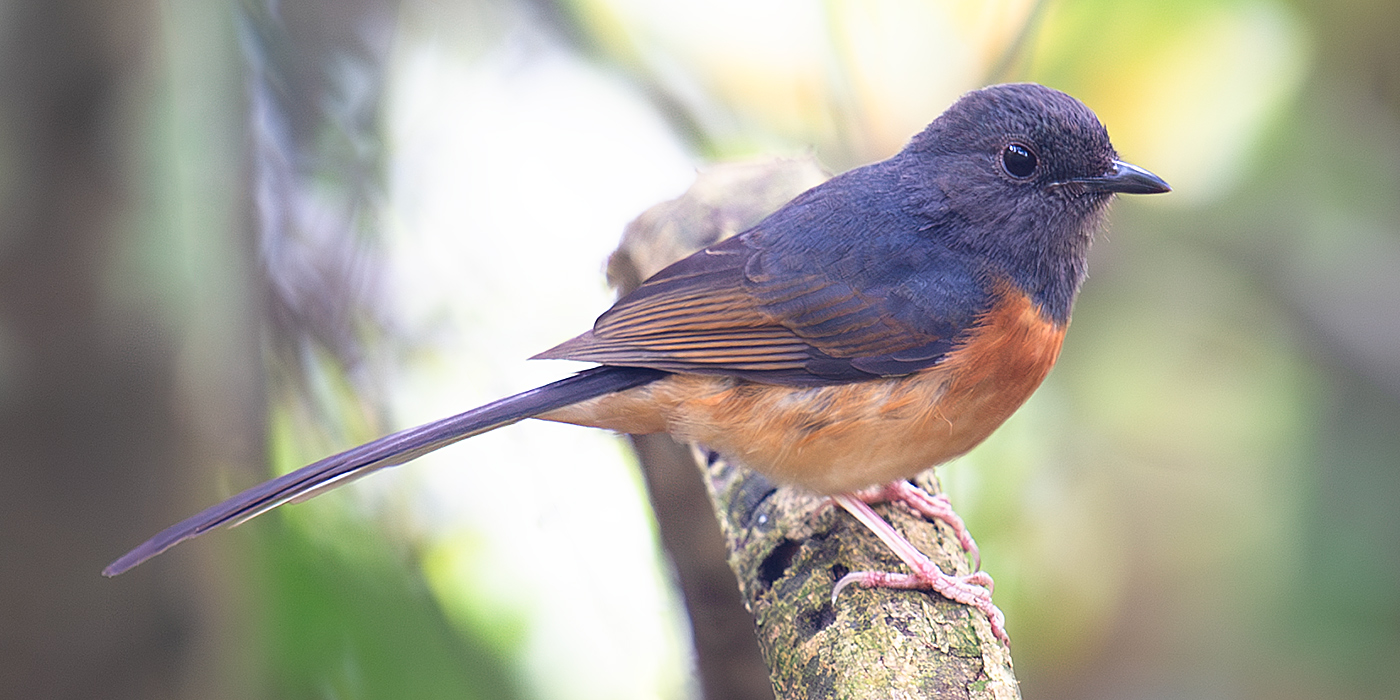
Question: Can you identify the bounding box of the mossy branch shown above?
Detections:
[698,449,1018,699]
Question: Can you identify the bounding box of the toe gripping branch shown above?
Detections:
[832,483,1007,645]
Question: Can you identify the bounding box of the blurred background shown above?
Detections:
[2,0,1397,698]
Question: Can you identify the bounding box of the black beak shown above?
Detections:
[1068,159,1170,195]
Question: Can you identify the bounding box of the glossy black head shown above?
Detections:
[901,83,1168,322]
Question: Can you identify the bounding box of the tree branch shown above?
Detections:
[700,450,1018,699]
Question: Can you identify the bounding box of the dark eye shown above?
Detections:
[1001,142,1037,178]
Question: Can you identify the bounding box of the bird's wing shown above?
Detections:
[534,231,989,385]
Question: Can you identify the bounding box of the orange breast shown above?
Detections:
[542,285,1066,495]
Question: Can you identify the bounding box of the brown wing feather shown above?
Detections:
[532,233,961,383]
[536,284,813,371]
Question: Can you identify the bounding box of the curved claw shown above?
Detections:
[831,568,1008,645]
[832,570,864,604]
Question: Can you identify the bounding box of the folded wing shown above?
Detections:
[535,232,988,385]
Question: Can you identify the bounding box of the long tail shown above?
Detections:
[105,366,667,576]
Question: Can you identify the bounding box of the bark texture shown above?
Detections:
[701,452,1019,699]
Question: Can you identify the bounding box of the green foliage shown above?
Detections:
[257,516,524,700]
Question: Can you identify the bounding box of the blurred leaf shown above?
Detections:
[260,517,524,700]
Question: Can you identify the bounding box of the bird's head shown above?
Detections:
[902,82,1170,321]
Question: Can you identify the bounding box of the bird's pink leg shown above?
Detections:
[830,494,1008,645]
[852,480,980,570]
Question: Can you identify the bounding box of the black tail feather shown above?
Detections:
[104,366,666,576]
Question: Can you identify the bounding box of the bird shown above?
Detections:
[105,83,1169,645]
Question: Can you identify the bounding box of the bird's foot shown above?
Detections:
[831,494,1008,645]
[852,480,980,570]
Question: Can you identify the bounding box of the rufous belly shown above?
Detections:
[542,290,1065,495]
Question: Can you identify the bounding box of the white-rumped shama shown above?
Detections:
[106,83,1170,644]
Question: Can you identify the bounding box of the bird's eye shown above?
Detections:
[1001,142,1037,178]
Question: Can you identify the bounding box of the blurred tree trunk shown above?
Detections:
[0,2,258,699]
